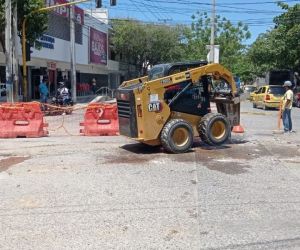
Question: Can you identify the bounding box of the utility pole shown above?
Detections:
[5,0,13,102]
[21,0,88,103]
[210,0,216,63]
[70,2,77,102]
[12,2,19,102]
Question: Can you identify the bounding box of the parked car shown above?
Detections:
[0,83,6,96]
[252,85,285,110]
[293,87,300,108]
[243,85,257,100]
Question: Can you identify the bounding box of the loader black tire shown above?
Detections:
[198,113,230,146]
[161,119,194,154]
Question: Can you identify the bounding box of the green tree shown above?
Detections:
[247,31,279,76]
[111,19,186,75]
[184,12,252,81]
[248,2,300,74]
[0,0,48,52]
[0,0,6,51]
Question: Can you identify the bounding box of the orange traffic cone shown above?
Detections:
[232,124,245,133]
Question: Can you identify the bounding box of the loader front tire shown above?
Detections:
[198,113,230,146]
[161,119,194,154]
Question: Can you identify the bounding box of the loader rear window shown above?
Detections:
[148,66,164,80]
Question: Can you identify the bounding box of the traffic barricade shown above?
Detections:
[80,103,119,136]
[0,102,48,138]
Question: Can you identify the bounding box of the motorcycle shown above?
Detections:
[45,94,74,116]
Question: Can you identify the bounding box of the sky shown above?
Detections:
[81,0,299,44]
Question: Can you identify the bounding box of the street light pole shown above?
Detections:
[22,18,28,101]
[5,0,13,102]
[12,2,19,102]
[70,2,77,102]
[210,0,216,63]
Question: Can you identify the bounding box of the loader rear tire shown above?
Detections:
[198,113,230,146]
[161,119,194,154]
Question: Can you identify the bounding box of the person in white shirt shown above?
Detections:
[282,81,294,133]
[57,82,70,104]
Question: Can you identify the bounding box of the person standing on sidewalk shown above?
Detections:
[39,78,49,104]
[282,80,294,133]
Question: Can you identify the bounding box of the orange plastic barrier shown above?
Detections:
[0,102,48,138]
[80,103,119,136]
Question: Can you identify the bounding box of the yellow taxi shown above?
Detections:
[252,85,285,110]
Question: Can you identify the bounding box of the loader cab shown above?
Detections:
[148,61,208,81]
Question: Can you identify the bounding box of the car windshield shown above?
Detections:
[268,86,285,95]
[244,86,256,92]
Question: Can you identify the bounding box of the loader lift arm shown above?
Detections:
[141,63,237,96]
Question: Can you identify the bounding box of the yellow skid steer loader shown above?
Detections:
[116,62,241,153]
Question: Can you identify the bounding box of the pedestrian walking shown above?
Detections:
[282,80,294,133]
[39,78,49,104]
[63,75,68,86]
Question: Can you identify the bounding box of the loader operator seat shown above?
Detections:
[164,76,211,117]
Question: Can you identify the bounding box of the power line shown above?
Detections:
[78,0,300,30]
[131,0,163,21]
[113,1,287,16]
[129,0,158,21]
[142,0,298,6]
[147,0,173,23]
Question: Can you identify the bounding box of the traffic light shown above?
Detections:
[25,42,33,62]
[95,0,116,8]
[96,0,102,8]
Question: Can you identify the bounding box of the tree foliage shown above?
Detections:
[111,19,186,75]
[248,2,300,75]
[0,0,48,52]
[184,12,252,81]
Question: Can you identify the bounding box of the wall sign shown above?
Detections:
[39,35,55,50]
[47,61,57,70]
[46,0,84,25]
[89,27,107,65]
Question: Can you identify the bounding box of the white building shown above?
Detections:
[0,3,123,100]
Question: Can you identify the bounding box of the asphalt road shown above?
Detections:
[0,101,300,250]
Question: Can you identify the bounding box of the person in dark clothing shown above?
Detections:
[92,78,97,94]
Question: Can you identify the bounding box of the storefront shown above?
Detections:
[0,4,123,100]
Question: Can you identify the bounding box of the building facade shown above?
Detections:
[0,3,124,100]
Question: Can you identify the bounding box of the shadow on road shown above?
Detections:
[229,139,249,145]
[120,143,163,155]
[120,138,248,155]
